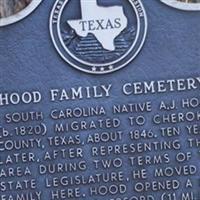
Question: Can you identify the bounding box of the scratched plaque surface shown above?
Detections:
[0,0,200,200]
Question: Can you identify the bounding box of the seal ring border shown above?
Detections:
[57,0,141,67]
[49,0,148,74]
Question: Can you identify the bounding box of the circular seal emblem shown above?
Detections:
[50,0,148,74]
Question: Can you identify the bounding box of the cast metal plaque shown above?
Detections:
[0,0,200,200]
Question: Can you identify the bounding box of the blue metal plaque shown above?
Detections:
[0,0,200,200]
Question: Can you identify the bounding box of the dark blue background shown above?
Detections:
[0,0,200,199]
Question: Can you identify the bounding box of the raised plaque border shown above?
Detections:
[161,0,200,11]
[0,0,43,27]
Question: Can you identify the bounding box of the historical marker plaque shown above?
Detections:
[0,0,200,200]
